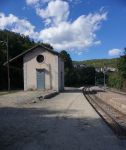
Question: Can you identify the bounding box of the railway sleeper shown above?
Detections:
[82,87,126,139]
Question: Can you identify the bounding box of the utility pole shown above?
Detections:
[0,32,10,91]
[103,67,106,90]
[104,70,105,87]
[6,33,10,91]
[95,74,96,86]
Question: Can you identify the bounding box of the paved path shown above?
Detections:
[0,90,126,150]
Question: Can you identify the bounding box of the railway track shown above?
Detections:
[83,87,126,138]
[106,88,126,96]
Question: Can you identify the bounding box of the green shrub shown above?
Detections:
[107,72,123,89]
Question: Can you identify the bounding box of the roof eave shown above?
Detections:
[3,44,60,66]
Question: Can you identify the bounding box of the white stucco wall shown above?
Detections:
[23,47,63,91]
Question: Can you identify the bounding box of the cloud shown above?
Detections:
[77,51,82,55]
[69,0,82,5]
[30,0,107,52]
[26,0,82,6]
[36,0,70,25]
[108,49,121,56]
[26,0,40,5]
[0,13,38,38]
[39,12,107,50]
[0,0,107,55]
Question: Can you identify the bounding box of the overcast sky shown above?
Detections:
[0,0,126,60]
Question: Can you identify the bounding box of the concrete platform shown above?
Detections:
[0,90,58,107]
[0,88,126,150]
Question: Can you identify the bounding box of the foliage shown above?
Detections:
[118,48,126,78]
[60,50,74,86]
[95,72,104,85]
[0,30,55,90]
[2,30,122,89]
[106,48,126,90]
[0,30,35,90]
[107,72,123,89]
[0,30,35,59]
[117,48,126,90]
[60,50,95,86]
[38,42,54,50]
[73,58,119,68]
[75,67,95,86]
[60,50,73,69]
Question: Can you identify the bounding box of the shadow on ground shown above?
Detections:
[62,89,82,93]
[82,87,105,95]
[0,106,125,150]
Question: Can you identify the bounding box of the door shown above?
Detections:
[36,69,45,89]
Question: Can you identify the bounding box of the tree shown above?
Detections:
[60,50,73,69]
[118,48,126,78]
[60,50,95,87]
[37,42,54,50]
[107,72,123,89]
[118,48,126,89]
[0,30,36,90]
[60,50,74,86]
[107,48,126,90]
[43,43,54,50]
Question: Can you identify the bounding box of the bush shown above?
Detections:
[107,72,123,89]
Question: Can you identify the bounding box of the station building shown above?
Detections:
[7,45,64,92]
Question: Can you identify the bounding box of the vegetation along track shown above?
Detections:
[82,87,126,139]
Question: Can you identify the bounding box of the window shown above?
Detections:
[36,55,44,63]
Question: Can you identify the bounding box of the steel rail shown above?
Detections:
[82,87,126,138]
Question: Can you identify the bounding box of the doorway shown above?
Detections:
[36,69,45,89]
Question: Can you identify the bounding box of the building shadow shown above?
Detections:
[0,106,125,150]
[62,87,82,93]
[82,86,106,95]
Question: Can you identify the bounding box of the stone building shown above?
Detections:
[7,45,64,91]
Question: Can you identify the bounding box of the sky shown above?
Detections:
[0,0,126,61]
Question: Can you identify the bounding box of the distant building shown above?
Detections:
[95,67,117,73]
[73,64,87,69]
[106,67,117,72]
[6,45,64,91]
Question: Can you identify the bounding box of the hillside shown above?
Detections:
[73,58,119,68]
